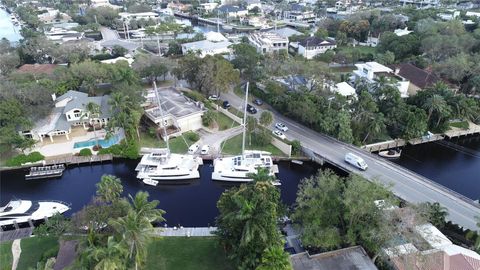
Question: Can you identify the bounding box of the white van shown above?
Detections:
[201,145,210,155]
[188,144,199,154]
[344,153,368,170]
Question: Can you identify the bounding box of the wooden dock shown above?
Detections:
[0,227,33,242]
[362,134,445,152]
[44,154,113,166]
[152,227,217,237]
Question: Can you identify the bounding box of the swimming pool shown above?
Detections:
[73,135,120,149]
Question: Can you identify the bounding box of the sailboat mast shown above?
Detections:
[241,82,249,156]
[217,10,220,33]
[153,82,170,151]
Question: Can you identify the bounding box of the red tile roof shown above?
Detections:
[390,63,439,89]
[17,64,59,74]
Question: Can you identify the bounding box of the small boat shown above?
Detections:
[25,164,65,180]
[143,178,159,186]
[378,149,402,159]
[291,160,303,165]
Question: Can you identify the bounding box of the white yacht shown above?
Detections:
[135,82,202,185]
[211,82,280,185]
[0,199,70,227]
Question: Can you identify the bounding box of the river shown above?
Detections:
[0,7,22,42]
[0,160,321,227]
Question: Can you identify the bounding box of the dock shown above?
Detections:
[44,154,113,166]
[0,227,33,242]
[152,227,217,237]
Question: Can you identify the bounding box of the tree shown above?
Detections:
[259,111,273,127]
[132,55,170,83]
[128,191,166,223]
[362,113,386,144]
[422,94,450,128]
[0,98,32,151]
[202,110,216,127]
[231,43,262,81]
[84,236,128,270]
[216,174,283,269]
[34,213,72,237]
[256,245,292,270]
[112,45,128,57]
[417,202,448,229]
[96,175,123,203]
[0,53,20,76]
[84,102,101,148]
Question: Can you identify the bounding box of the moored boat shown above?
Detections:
[0,199,70,227]
[25,164,65,180]
[378,149,402,159]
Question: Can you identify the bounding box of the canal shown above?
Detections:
[0,8,22,42]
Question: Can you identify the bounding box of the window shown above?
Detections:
[67,115,71,120]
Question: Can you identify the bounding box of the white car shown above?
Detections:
[272,130,286,140]
[188,144,200,154]
[275,123,288,132]
[201,145,210,155]
[208,95,219,101]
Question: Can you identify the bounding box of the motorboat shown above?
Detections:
[378,149,402,159]
[211,82,280,185]
[0,199,70,227]
[135,82,202,182]
[142,178,159,186]
[25,164,65,180]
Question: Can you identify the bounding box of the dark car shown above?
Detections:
[253,99,263,106]
[247,104,257,114]
[222,100,231,109]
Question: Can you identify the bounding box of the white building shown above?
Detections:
[143,88,205,137]
[217,5,248,18]
[394,27,413,36]
[245,0,262,11]
[90,0,122,9]
[204,31,228,42]
[45,27,84,43]
[198,3,218,13]
[283,4,316,23]
[119,12,159,23]
[333,82,356,97]
[248,32,288,54]
[399,0,440,8]
[353,62,410,98]
[297,36,336,59]
[37,8,71,24]
[181,40,232,58]
[21,91,111,143]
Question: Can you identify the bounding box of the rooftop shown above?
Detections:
[290,246,378,270]
[144,88,204,121]
[298,36,336,47]
[389,63,439,89]
[218,5,246,13]
[268,27,302,38]
[182,39,232,51]
[17,64,59,75]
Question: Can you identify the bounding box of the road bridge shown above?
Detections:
[221,90,480,231]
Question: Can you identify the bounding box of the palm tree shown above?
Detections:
[362,113,386,144]
[257,245,293,270]
[86,236,128,270]
[129,191,166,223]
[96,175,123,203]
[83,102,101,148]
[247,167,276,183]
[422,95,449,126]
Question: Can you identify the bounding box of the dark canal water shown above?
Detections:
[0,160,320,227]
[392,135,480,201]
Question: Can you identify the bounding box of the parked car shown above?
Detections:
[344,152,368,170]
[275,123,288,132]
[272,130,286,140]
[222,100,231,109]
[253,99,263,106]
[247,104,257,114]
[208,95,219,101]
[201,145,210,155]
[188,144,200,154]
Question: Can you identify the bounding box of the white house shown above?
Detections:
[22,91,111,143]
[119,12,159,23]
[333,82,356,97]
[353,62,410,98]
[297,36,336,59]
[45,27,84,43]
[283,4,316,23]
[245,0,262,11]
[217,5,248,18]
[398,0,440,8]
[181,40,232,58]
[248,32,289,54]
[198,3,218,13]
[204,31,228,42]
[143,88,205,137]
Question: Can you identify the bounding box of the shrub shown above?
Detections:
[5,151,45,167]
[290,140,302,156]
[182,91,206,102]
[252,130,271,147]
[79,148,93,156]
[98,140,139,159]
[184,131,200,142]
[202,110,216,127]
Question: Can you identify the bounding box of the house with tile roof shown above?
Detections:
[21,91,111,142]
[389,63,439,96]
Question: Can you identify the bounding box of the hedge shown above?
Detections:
[97,140,139,159]
[5,152,45,167]
[79,148,93,156]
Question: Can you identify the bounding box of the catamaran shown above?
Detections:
[135,83,202,186]
[211,82,280,185]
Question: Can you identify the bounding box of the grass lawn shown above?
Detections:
[336,45,377,55]
[221,133,285,156]
[17,237,59,270]
[450,120,469,130]
[0,241,12,270]
[145,237,233,270]
[139,130,199,154]
[215,111,239,131]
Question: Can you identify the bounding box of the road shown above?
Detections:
[221,90,480,231]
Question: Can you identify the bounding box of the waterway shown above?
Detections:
[0,8,22,42]
[0,160,321,227]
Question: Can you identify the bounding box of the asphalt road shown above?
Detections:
[221,90,480,231]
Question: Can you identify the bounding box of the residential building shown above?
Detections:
[181,39,232,58]
[198,3,218,13]
[333,82,357,97]
[90,0,122,9]
[275,75,314,92]
[37,8,71,24]
[389,63,439,96]
[268,27,302,39]
[244,0,262,11]
[217,5,248,18]
[290,246,378,270]
[45,27,84,43]
[384,223,480,270]
[283,4,316,23]
[118,12,159,23]
[248,32,288,54]
[204,31,228,42]
[353,61,410,97]
[100,57,134,66]
[297,36,336,59]
[143,88,204,138]
[399,0,440,8]
[21,91,111,143]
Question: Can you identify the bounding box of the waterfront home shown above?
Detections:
[268,27,303,39]
[283,4,316,23]
[290,246,378,270]
[21,91,111,143]
[248,32,288,54]
[119,12,159,23]
[45,27,84,43]
[198,3,218,14]
[333,82,357,98]
[297,36,336,59]
[398,0,440,8]
[217,5,248,18]
[388,63,439,96]
[352,61,410,98]
[143,88,204,139]
[244,0,262,11]
[181,39,232,58]
[384,223,480,270]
